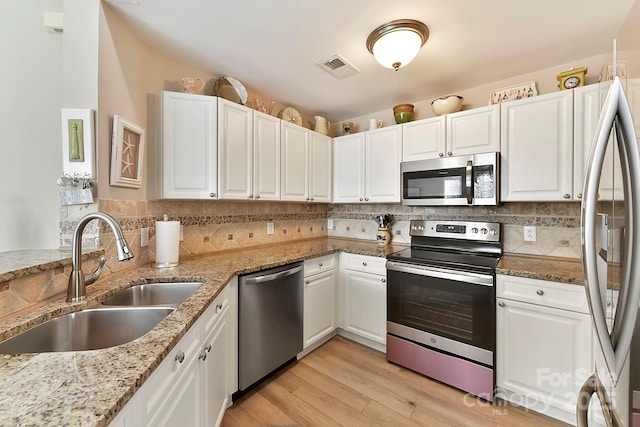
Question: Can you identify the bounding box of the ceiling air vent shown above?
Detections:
[317,54,359,79]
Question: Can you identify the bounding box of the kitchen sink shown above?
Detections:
[101,282,204,307]
[0,306,174,354]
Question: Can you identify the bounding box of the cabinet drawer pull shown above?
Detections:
[175,352,185,363]
[498,301,505,307]
[199,351,207,361]
[536,289,544,296]
[362,262,368,267]
[205,343,212,353]
[319,262,323,267]
[215,303,223,313]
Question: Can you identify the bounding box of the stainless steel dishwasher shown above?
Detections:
[238,262,303,391]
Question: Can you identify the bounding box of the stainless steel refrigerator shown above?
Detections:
[577,72,640,426]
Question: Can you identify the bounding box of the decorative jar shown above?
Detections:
[376,227,392,246]
[393,104,414,124]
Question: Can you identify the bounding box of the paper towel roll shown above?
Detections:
[155,220,180,267]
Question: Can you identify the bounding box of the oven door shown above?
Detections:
[386,261,495,366]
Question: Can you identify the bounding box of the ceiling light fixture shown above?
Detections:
[366,19,429,71]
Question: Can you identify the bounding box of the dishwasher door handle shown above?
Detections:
[244,265,303,285]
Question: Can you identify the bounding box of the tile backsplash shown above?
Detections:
[66,199,583,260]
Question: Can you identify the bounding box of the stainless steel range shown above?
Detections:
[386,219,502,401]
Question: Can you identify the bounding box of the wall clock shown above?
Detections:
[279,107,302,126]
[556,67,587,90]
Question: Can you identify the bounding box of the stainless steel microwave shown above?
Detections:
[401,152,499,206]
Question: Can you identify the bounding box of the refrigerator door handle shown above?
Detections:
[576,374,624,427]
[581,76,640,386]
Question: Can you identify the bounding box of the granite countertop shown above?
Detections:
[0,237,404,427]
[496,253,585,285]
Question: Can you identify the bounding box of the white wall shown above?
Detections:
[0,0,63,251]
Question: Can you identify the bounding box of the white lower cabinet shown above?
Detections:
[340,253,387,349]
[303,254,336,350]
[117,284,235,427]
[496,275,592,425]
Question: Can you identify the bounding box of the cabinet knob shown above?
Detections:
[577,193,582,199]
[536,289,544,296]
[198,350,207,361]
[310,198,314,202]
[175,352,185,363]
[248,194,253,199]
[362,262,368,267]
[563,194,571,199]
[360,198,364,201]
[205,343,212,353]
[216,303,223,313]
[305,280,310,287]
[439,152,444,157]
[498,301,505,307]
[447,151,453,156]
[256,195,260,199]
[209,193,216,198]
[365,198,369,202]
[381,278,386,283]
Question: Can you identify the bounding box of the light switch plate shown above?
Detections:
[267,222,274,235]
[327,219,334,230]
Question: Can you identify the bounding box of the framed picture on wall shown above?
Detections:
[61,109,96,179]
[110,115,145,188]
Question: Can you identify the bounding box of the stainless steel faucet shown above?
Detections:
[67,212,134,302]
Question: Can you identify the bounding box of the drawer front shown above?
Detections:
[342,253,387,275]
[141,324,200,417]
[201,286,229,335]
[304,254,336,277]
[496,274,588,314]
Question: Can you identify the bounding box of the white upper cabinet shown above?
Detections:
[573,81,623,201]
[281,121,310,202]
[252,111,281,201]
[446,104,500,156]
[402,116,445,161]
[217,98,253,200]
[159,91,218,199]
[500,90,574,201]
[401,105,499,162]
[309,132,333,203]
[334,125,402,203]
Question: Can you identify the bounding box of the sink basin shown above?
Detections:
[101,282,203,307]
[0,306,174,354]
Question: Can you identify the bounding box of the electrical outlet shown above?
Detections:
[267,222,274,235]
[140,227,149,247]
[524,226,537,242]
[327,219,334,230]
[179,225,184,241]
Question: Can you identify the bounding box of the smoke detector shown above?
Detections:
[317,54,359,79]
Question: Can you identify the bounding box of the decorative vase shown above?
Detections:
[393,104,414,124]
[376,227,392,246]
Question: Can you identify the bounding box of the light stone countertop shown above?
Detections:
[0,237,404,427]
[496,253,585,285]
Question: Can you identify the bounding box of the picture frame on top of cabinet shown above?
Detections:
[61,108,96,180]
[489,81,537,105]
[109,115,145,188]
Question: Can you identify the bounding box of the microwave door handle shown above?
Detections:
[465,160,473,204]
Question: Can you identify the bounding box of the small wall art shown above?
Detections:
[489,81,537,105]
[61,109,96,179]
[110,115,145,188]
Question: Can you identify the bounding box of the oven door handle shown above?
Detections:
[385,261,494,287]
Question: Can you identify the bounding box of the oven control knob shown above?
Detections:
[489,228,497,236]
[481,228,488,235]
[471,227,478,234]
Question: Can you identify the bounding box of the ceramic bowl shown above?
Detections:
[393,104,414,124]
[431,95,464,116]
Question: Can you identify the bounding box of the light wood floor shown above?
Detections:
[222,336,570,427]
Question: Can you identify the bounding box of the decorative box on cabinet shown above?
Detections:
[500,90,574,201]
[333,125,402,203]
[158,91,218,199]
[496,274,592,425]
